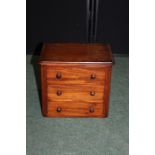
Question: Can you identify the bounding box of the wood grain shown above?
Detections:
[39,43,112,63]
[39,43,112,118]
[47,101,105,117]
[46,64,106,85]
[47,84,104,102]
[40,65,47,116]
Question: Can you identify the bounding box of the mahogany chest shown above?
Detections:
[39,43,112,117]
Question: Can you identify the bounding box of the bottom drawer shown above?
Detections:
[46,101,106,117]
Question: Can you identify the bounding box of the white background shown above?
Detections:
[0,0,155,154]
[130,0,155,154]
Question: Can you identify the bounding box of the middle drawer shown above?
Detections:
[47,84,104,102]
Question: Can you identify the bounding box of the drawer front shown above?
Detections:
[47,84,104,102]
[46,65,106,85]
[47,101,105,117]
[41,64,109,117]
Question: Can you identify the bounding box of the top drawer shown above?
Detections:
[46,64,106,85]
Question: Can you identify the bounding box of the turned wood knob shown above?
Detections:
[89,107,94,113]
[57,90,62,96]
[56,72,61,79]
[90,91,95,96]
[90,74,96,79]
[56,107,62,112]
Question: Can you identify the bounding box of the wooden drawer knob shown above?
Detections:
[89,107,94,113]
[90,74,96,79]
[90,91,95,96]
[56,107,62,112]
[57,90,62,96]
[56,72,61,79]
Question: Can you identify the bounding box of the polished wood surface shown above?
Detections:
[39,43,112,117]
[47,101,104,117]
[40,65,47,116]
[39,43,112,63]
[46,64,106,85]
[47,84,104,102]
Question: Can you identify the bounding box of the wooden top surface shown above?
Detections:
[39,43,112,64]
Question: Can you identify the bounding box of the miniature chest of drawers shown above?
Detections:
[39,43,112,118]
